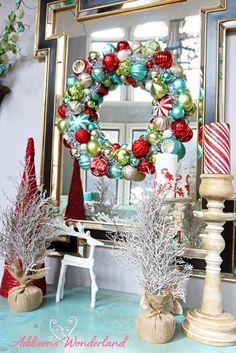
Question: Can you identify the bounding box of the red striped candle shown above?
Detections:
[204,122,231,174]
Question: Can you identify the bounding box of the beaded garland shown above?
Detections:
[57,40,195,181]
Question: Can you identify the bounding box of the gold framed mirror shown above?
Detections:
[35,0,236,280]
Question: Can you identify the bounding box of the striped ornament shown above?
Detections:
[204,122,231,174]
[153,96,173,117]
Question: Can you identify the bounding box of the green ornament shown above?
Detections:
[87,100,96,109]
[86,140,102,157]
[150,80,168,99]
[187,102,197,115]
[199,100,203,116]
[68,83,84,100]
[141,40,161,56]
[178,92,194,110]
[148,123,157,132]
[116,149,130,166]
[57,119,68,133]
[109,83,118,91]
[116,60,132,76]
[149,151,159,165]
[146,131,161,145]
[103,78,112,87]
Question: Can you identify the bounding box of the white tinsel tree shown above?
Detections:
[0,176,59,276]
[110,187,192,300]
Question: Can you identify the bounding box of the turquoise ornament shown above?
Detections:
[102,43,116,55]
[170,106,185,119]
[16,22,25,33]
[130,63,148,81]
[175,141,186,161]
[66,76,78,89]
[108,164,122,179]
[111,73,122,85]
[97,136,105,144]
[162,72,175,83]
[68,113,90,132]
[173,78,187,93]
[0,63,7,75]
[197,143,202,160]
[63,96,70,106]
[92,68,105,82]
[78,154,91,170]
[91,92,104,104]
[130,156,140,167]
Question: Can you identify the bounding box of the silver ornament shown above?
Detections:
[88,51,100,63]
[153,116,169,131]
[145,80,152,92]
[122,165,139,181]
[72,59,85,75]
[130,41,142,54]
[170,64,183,77]
[69,101,83,115]
[79,72,93,88]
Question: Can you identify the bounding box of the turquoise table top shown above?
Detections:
[0,285,235,353]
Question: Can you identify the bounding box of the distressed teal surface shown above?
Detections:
[0,285,235,353]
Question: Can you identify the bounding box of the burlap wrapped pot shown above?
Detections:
[136,291,176,344]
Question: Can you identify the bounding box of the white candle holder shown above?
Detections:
[182,174,236,346]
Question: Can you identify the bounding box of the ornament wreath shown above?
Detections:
[57,40,196,182]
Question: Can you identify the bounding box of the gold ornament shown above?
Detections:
[133,172,146,182]
[178,92,194,111]
[187,102,197,115]
[121,165,139,181]
[86,140,102,157]
[150,80,168,99]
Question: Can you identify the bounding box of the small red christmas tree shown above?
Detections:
[0,138,47,297]
[65,159,86,220]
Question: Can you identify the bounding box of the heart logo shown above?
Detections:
[49,316,78,340]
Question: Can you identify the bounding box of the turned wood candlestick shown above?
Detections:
[182,174,236,346]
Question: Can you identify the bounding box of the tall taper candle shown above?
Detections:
[204,122,231,174]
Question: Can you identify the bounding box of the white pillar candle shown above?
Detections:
[155,153,178,198]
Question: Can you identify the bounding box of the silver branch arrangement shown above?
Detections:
[0,177,60,276]
[109,187,192,301]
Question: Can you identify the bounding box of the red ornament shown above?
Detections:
[98,84,109,96]
[146,59,154,68]
[63,138,71,148]
[112,143,120,150]
[138,160,155,174]
[181,126,193,143]
[58,104,67,118]
[155,50,173,68]
[117,41,130,52]
[103,54,120,72]
[132,139,150,158]
[85,107,99,121]
[171,119,189,139]
[86,66,93,75]
[75,129,91,144]
[198,125,203,143]
[90,157,108,177]
[127,77,137,87]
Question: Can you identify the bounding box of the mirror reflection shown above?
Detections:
[55,0,219,234]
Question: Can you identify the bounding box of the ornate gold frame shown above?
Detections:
[34,0,236,279]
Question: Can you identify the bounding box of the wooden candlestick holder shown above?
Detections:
[182,174,236,346]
